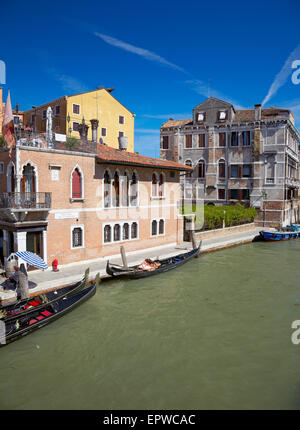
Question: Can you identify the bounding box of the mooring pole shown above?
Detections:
[191,231,197,250]
[18,263,29,300]
[120,246,128,268]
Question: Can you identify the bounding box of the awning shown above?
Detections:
[15,251,48,270]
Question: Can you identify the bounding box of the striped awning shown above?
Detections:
[15,251,48,270]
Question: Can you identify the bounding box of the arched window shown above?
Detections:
[104,170,111,208]
[123,223,129,240]
[197,160,205,178]
[152,173,158,196]
[218,160,226,179]
[131,222,138,239]
[114,224,120,241]
[151,220,157,236]
[159,219,164,235]
[104,225,111,243]
[122,171,129,207]
[22,163,36,193]
[185,160,192,178]
[158,173,164,197]
[72,167,82,199]
[130,172,138,206]
[112,171,120,207]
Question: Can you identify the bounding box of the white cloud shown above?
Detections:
[141,113,191,120]
[262,43,300,106]
[135,128,160,134]
[94,32,189,74]
[46,67,88,94]
[185,79,246,109]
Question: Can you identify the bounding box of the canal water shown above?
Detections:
[1,241,300,410]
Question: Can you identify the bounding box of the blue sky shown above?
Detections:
[1,0,300,156]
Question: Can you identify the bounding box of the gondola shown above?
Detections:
[0,268,90,323]
[1,276,98,346]
[106,244,201,279]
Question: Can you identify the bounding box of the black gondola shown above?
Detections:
[106,244,201,279]
[0,268,90,323]
[1,278,97,346]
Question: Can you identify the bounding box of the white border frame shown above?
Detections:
[72,103,80,116]
[70,164,84,201]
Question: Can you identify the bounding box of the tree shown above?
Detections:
[0,135,6,148]
[64,137,79,150]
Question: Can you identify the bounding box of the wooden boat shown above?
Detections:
[1,278,97,346]
[106,245,201,279]
[259,230,300,241]
[0,268,90,322]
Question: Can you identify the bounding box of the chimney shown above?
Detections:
[118,135,128,150]
[90,119,99,142]
[254,104,262,120]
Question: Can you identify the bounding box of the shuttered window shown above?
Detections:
[185,135,192,148]
[218,160,226,178]
[219,132,226,147]
[72,168,82,198]
[198,134,205,147]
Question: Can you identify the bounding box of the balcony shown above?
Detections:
[285,178,300,189]
[0,192,51,223]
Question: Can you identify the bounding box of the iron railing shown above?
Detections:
[0,192,51,210]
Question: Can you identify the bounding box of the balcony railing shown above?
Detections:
[0,192,52,210]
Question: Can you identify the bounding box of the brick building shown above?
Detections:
[160,97,300,227]
[0,138,191,267]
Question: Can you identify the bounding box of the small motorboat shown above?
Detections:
[106,244,201,280]
[0,268,90,322]
[1,275,98,346]
[259,230,300,241]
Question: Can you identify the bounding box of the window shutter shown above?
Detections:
[228,189,231,200]
[228,165,231,178]
[238,165,242,178]
[238,189,243,200]
[72,169,81,198]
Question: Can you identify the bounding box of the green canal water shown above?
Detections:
[1,241,300,410]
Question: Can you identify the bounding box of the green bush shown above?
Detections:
[0,135,6,148]
[181,203,257,231]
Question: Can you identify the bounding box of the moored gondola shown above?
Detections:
[0,268,90,322]
[1,275,98,346]
[259,230,300,241]
[106,244,201,279]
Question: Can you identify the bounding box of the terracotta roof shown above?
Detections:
[234,107,291,122]
[161,118,193,128]
[96,144,192,171]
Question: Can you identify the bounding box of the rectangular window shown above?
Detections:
[55,105,60,116]
[101,128,107,137]
[119,131,124,138]
[73,122,80,132]
[197,112,205,122]
[162,136,169,149]
[218,189,225,200]
[242,131,250,146]
[42,110,46,120]
[242,164,252,178]
[218,111,227,120]
[198,134,205,148]
[185,134,192,148]
[242,189,250,200]
[72,104,80,115]
[119,115,124,124]
[231,132,238,146]
[0,162,3,174]
[72,227,83,248]
[230,165,239,178]
[219,132,226,147]
[229,189,239,199]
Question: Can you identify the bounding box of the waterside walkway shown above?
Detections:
[0,226,261,304]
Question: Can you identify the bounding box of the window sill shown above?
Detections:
[70,198,85,203]
[71,246,84,250]
[150,196,166,200]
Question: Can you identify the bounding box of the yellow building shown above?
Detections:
[23,88,135,152]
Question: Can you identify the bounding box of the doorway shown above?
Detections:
[26,232,42,257]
